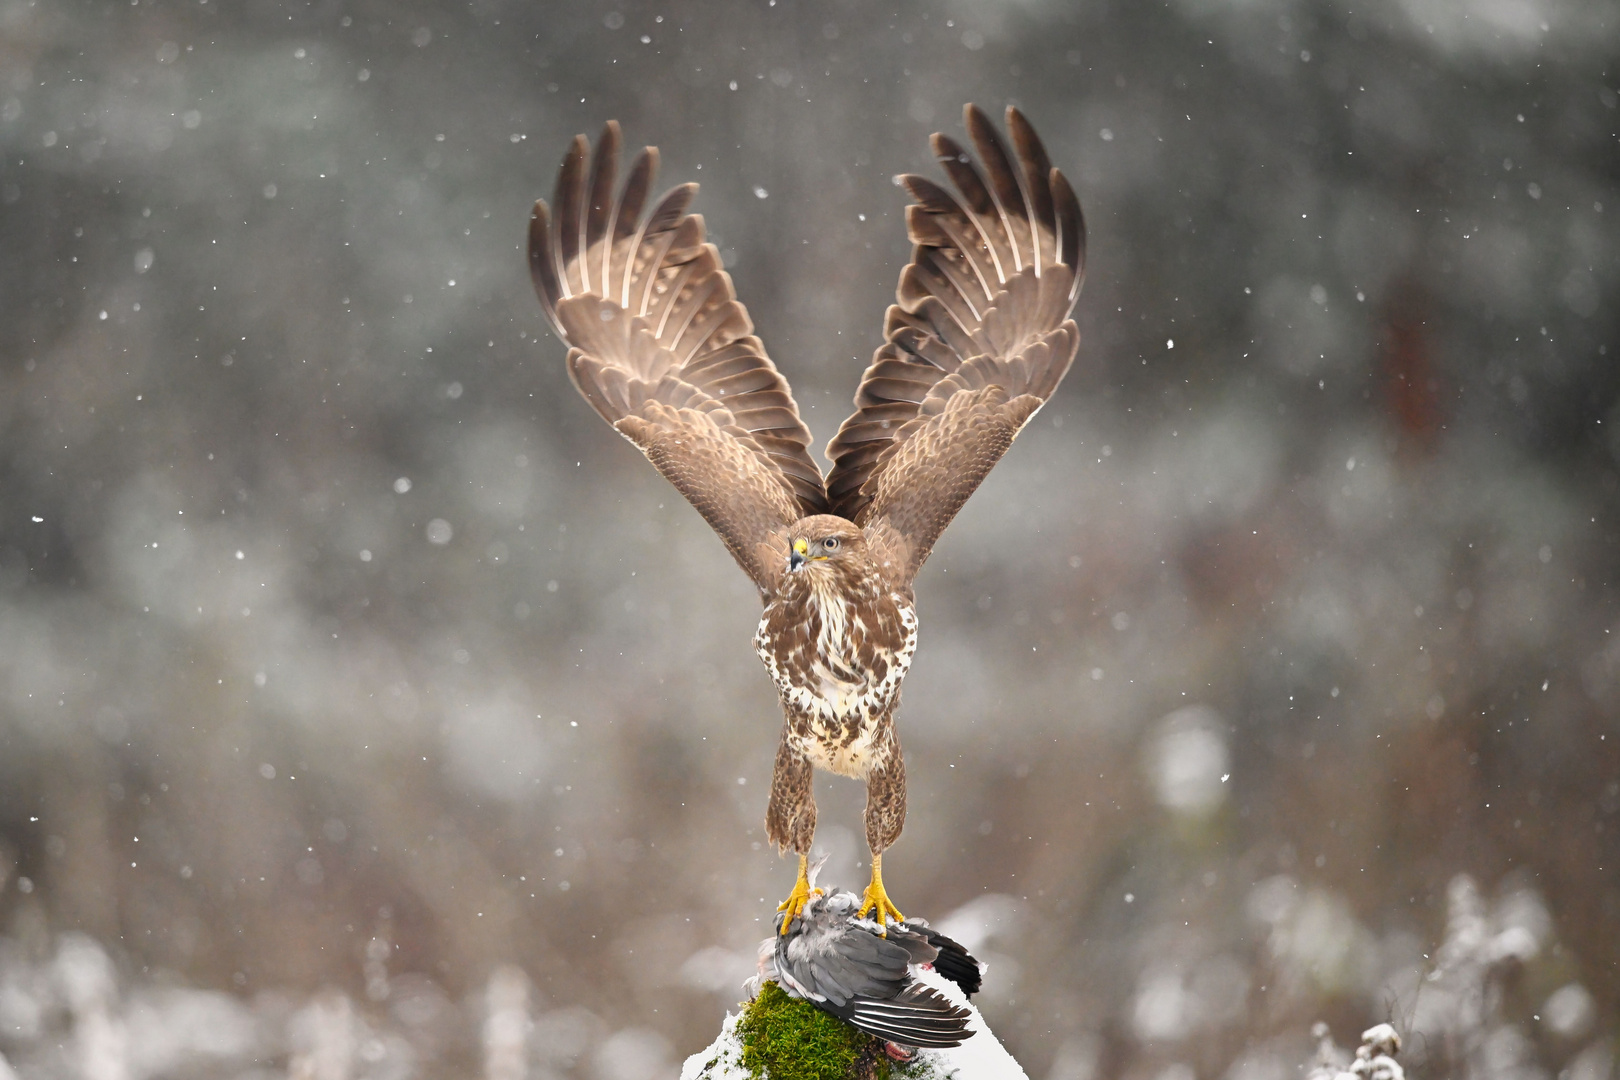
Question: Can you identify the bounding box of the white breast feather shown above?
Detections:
[755,593,918,779]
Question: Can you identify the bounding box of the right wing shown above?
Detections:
[528,123,828,594]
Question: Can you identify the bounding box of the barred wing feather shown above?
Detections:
[528,122,828,593]
[825,104,1086,584]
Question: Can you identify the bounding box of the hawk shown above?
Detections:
[527,104,1085,932]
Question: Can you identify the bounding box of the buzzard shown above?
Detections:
[527,104,1085,931]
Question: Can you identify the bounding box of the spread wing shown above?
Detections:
[824,105,1086,584]
[529,122,828,593]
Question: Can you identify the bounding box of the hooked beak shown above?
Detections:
[788,537,809,572]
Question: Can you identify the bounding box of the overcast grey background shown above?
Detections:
[0,0,1616,1077]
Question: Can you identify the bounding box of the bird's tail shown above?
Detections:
[924,929,983,999]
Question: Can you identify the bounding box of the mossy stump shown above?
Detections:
[736,981,933,1080]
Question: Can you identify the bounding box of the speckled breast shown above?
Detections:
[754,578,918,777]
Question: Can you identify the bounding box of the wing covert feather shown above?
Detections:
[825,105,1087,582]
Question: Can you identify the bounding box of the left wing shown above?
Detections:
[824,105,1086,585]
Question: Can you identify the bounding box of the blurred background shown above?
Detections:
[0,0,1616,1077]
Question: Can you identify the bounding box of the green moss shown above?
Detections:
[737,981,890,1080]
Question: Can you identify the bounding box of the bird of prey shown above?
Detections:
[527,104,1085,930]
[748,860,981,1051]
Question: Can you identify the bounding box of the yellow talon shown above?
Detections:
[856,853,904,934]
[776,854,822,936]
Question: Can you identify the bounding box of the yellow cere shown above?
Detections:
[793,538,809,556]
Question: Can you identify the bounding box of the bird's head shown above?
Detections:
[786,515,866,574]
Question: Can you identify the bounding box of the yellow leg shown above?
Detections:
[775,854,821,936]
[857,853,904,932]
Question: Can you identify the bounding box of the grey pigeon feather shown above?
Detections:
[764,867,977,1050]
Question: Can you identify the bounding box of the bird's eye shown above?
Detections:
[823,537,840,550]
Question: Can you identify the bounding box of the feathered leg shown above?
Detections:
[859,730,907,929]
[767,735,818,934]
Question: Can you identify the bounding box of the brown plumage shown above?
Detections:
[528,104,1086,928]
